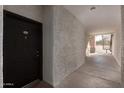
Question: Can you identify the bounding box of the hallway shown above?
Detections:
[0,5,122,88]
[55,55,121,88]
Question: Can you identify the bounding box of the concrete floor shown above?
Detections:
[32,81,53,88]
[55,55,121,88]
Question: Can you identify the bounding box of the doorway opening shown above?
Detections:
[86,33,113,56]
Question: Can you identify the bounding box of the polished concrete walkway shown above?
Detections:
[56,55,121,88]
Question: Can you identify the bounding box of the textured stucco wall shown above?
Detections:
[0,5,3,88]
[53,6,86,86]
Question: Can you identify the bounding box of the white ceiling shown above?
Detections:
[64,5,121,33]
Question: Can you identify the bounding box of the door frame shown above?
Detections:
[3,10,43,87]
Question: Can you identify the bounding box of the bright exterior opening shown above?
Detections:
[86,34,112,56]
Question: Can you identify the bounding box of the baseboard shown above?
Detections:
[113,55,121,67]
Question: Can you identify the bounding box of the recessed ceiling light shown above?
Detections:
[90,6,96,11]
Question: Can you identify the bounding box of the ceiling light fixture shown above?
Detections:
[90,6,96,11]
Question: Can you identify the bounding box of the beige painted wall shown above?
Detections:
[121,5,124,87]
[0,5,3,88]
[52,6,86,86]
[42,6,54,85]
[3,5,43,23]
[112,29,121,66]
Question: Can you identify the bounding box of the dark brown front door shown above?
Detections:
[3,10,42,88]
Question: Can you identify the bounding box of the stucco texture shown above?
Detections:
[53,6,86,86]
